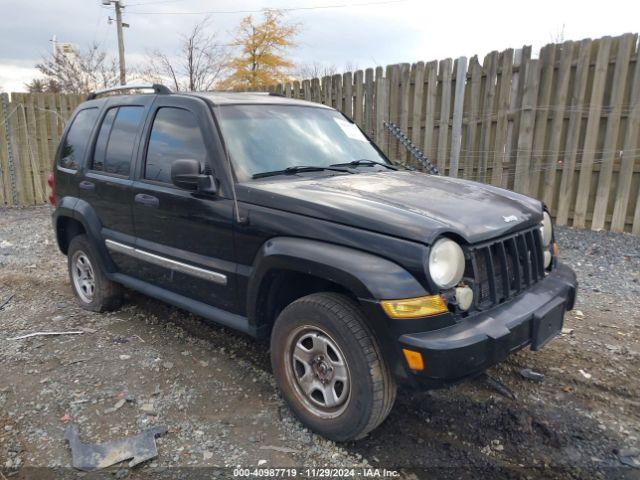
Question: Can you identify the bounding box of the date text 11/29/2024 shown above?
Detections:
[232,467,400,477]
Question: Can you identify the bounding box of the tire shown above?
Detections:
[270,292,396,441]
[67,234,123,312]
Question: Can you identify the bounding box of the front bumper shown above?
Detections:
[399,262,577,386]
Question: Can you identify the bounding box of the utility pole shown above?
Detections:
[102,0,129,85]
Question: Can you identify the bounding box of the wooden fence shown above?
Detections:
[0,92,85,206]
[268,33,640,234]
[1,33,640,235]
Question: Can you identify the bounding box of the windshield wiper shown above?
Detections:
[330,159,397,170]
[252,165,354,179]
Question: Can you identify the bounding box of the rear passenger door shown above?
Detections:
[130,95,238,312]
[82,96,152,274]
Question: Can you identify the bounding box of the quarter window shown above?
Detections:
[145,107,207,184]
[92,106,144,176]
[59,108,99,169]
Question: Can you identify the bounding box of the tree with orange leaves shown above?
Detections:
[220,10,299,90]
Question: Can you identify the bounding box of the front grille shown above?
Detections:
[466,226,546,309]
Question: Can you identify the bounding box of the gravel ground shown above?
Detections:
[1,206,639,479]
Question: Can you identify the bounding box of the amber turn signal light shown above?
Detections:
[553,242,559,256]
[402,348,424,371]
[380,295,448,319]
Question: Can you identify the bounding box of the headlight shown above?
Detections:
[428,238,465,289]
[541,211,552,246]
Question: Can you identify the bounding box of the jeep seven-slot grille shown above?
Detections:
[466,227,545,309]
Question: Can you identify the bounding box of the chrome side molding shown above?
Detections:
[105,239,227,286]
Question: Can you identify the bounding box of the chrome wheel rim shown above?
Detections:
[285,325,351,419]
[71,251,95,303]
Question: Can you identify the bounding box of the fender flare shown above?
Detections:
[246,236,428,321]
[53,197,116,273]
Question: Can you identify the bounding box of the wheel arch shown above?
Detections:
[246,237,428,337]
[53,197,115,273]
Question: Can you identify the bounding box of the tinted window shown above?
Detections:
[93,106,144,176]
[145,108,207,183]
[93,108,117,172]
[59,108,99,169]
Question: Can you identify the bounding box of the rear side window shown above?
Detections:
[59,108,99,169]
[92,106,144,176]
[145,107,207,184]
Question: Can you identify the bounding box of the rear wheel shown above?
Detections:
[271,292,396,441]
[67,235,123,312]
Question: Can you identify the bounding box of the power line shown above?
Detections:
[125,0,411,15]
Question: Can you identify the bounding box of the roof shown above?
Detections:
[185,91,333,109]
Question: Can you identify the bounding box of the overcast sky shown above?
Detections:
[0,0,638,92]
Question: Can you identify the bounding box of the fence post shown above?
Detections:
[1,93,18,206]
[462,56,481,180]
[614,37,640,233]
[449,56,468,177]
[513,60,540,194]
[436,59,452,173]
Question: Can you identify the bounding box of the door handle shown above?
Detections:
[79,180,95,191]
[135,193,159,208]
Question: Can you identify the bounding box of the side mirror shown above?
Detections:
[171,159,201,190]
[170,159,219,195]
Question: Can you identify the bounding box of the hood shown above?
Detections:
[237,171,543,245]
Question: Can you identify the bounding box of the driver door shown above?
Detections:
[130,95,238,312]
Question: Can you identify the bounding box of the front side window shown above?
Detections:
[216,105,390,181]
[59,108,99,169]
[145,107,207,184]
[92,106,144,176]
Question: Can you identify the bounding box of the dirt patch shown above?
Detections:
[1,206,639,478]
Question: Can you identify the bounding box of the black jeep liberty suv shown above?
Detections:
[51,84,577,441]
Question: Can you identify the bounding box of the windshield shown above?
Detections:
[216,105,390,181]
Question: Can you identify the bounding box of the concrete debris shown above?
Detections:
[140,402,157,415]
[520,368,545,382]
[104,398,127,414]
[579,369,593,380]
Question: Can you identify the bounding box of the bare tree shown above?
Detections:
[35,43,119,93]
[294,61,338,80]
[25,78,61,93]
[141,18,229,92]
[294,61,359,81]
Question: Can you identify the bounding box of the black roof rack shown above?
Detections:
[86,83,171,101]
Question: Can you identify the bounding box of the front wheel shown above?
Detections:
[271,292,396,441]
